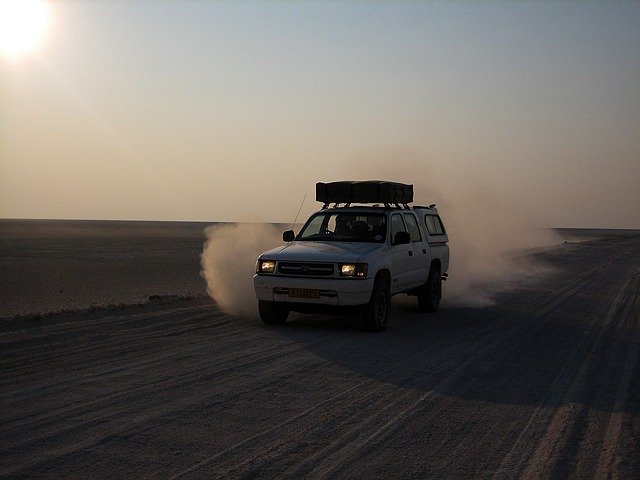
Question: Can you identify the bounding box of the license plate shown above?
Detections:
[288,288,320,299]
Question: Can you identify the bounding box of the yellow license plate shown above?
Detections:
[288,288,320,299]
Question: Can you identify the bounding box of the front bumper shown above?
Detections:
[254,274,374,306]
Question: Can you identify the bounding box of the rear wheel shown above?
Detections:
[258,300,289,324]
[363,275,390,332]
[418,268,442,313]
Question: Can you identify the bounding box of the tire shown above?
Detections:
[363,275,390,332]
[418,268,442,313]
[258,300,289,324]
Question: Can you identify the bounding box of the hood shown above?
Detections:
[259,241,384,263]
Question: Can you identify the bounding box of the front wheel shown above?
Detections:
[363,275,390,332]
[258,300,289,324]
[418,268,442,313]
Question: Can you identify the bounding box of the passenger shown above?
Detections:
[352,220,370,238]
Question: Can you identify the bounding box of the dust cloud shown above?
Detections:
[200,223,283,316]
[437,192,559,307]
[335,153,562,307]
[201,155,562,315]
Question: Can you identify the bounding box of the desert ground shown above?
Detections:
[1,233,639,479]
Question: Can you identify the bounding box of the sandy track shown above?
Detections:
[1,237,639,479]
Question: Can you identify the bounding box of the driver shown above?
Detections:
[334,214,355,236]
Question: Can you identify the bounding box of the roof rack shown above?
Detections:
[316,181,413,207]
[321,202,412,210]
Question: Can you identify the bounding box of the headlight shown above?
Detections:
[339,263,368,278]
[257,260,276,273]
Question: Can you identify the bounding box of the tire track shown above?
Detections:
[493,266,640,479]
[3,237,639,479]
[1,330,352,478]
[0,304,224,368]
[286,256,618,479]
[553,268,640,480]
[166,309,503,479]
[169,253,612,479]
[265,247,636,479]
[1,321,351,451]
[591,280,640,479]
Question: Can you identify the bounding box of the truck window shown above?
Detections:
[424,214,445,235]
[298,212,386,242]
[390,213,406,242]
[403,213,422,242]
[303,214,328,236]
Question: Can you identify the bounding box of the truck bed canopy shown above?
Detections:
[316,181,414,205]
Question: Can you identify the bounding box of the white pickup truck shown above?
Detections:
[253,181,449,331]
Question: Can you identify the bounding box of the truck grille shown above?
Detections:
[278,262,334,276]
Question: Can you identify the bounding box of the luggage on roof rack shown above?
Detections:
[316,181,413,205]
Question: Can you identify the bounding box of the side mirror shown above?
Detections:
[283,230,295,242]
[393,231,411,245]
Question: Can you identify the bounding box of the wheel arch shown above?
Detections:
[430,258,442,273]
[375,268,391,284]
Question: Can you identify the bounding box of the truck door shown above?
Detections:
[390,213,413,293]
[403,212,430,284]
[391,213,429,293]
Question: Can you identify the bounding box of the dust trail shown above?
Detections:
[199,197,560,314]
[202,161,561,314]
[439,192,559,307]
[200,223,282,316]
[332,154,562,307]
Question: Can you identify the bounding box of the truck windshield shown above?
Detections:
[297,212,387,243]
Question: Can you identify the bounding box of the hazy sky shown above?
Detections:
[1,1,638,227]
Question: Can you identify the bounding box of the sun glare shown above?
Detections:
[0,0,52,61]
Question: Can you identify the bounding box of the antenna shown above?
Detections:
[291,188,309,230]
